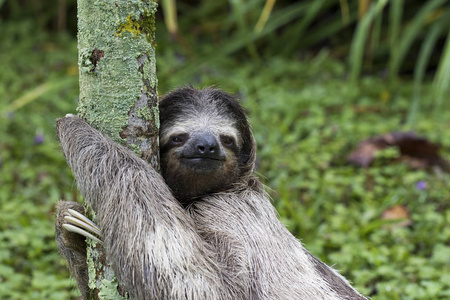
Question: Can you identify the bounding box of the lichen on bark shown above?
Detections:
[77,0,158,162]
[76,0,159,299]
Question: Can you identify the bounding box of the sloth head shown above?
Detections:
[159,86,256,204]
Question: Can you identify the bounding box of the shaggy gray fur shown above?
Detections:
[55,87,367,300]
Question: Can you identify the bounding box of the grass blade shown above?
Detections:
[1,76,77,115]
[339,0,350,25]
[349,0,388,84]
[281,0,327,56]
[434,25,450,110]
[297,2,358,50]
[161,0,179,36]
[254,0,277,33]
[388,0,404,82]
[390,0,447,79]
[407,21,444,126]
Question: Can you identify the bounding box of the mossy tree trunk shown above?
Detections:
[76,0,158,299]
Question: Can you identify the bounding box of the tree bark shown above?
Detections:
[76,0,158,298]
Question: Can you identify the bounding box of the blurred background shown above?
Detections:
[1,0,450,299]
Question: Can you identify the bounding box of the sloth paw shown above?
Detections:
[63,208,103,244]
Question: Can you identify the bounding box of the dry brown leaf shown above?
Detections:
[381,205,413,228]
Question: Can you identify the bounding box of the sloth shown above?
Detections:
[55,86,367,300]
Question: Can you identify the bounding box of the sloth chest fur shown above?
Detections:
[189,192,346,300]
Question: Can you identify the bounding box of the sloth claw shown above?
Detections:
[63,209,103,244]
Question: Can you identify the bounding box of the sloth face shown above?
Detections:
[160,128,241,203]
[159,87,254,204]
[168,131,236,172]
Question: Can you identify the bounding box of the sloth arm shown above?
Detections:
[56,116,233,300]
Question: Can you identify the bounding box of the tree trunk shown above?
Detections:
[76,0,158,298]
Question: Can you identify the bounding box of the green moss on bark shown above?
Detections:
[77,0,158,146]
[86,240,128,300]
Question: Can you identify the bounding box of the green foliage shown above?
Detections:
[0,21,80,299]
[1,2,450,299]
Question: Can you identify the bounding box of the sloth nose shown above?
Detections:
[195,135,217,154]
[182,133,225,162]
[197,144,216,154]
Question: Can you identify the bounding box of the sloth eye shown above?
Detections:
[220,135,235,147]
[170,133,188,145]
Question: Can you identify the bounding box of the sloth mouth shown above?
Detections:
[181,157,225,161]
[180,157,225,172]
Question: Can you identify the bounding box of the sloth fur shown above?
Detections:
[55,86,367,300]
